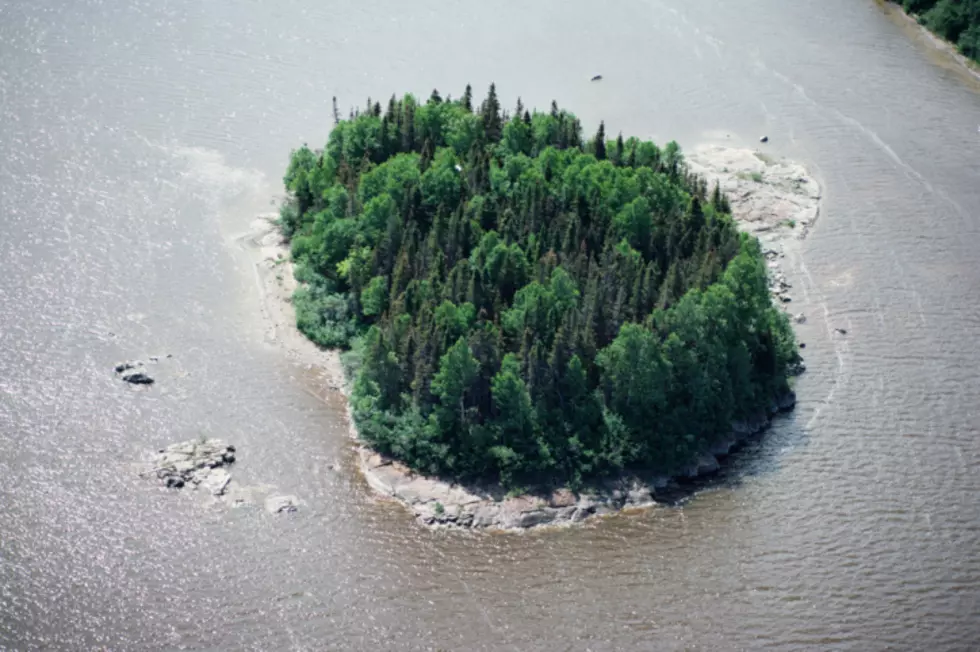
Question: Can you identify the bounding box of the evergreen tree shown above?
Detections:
[482,83,503,143]
[594,122,607,160]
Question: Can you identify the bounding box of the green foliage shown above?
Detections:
[280,84,797,490]
[293,286,359,348]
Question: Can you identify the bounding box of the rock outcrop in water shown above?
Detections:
[148,439,236,494]
[114,361,154,385]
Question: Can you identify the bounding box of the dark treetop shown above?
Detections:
[281,85,799,491]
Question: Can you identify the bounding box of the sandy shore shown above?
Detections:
[245,145,818,531]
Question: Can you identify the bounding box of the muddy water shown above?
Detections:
[2,0,980,649]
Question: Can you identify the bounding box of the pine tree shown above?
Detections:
[401,98,416,152]
[613,132,624,166]
[482,83,503,143]
[594,122,607,160]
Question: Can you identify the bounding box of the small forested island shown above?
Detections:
[278,84,801,527]
[895,0,980,62]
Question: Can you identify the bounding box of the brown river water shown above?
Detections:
[2,0,980,649]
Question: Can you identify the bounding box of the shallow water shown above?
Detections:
[2,0,980,649]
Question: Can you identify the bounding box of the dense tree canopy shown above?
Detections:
[281,85,799,490]
[900,0,980,62]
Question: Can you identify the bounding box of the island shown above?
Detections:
[271,84,807,529]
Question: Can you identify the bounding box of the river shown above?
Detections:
[2,0,979,649]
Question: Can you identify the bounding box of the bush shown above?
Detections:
[292,286,359,348]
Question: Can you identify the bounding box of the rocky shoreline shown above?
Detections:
[359,391,794,530]
[248,144,819,532]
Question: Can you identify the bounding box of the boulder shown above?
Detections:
[571,506,594,522]
[709,435,736,457]
[760,136,769,143]
[517,510,554,528]
[626,488,653,505]
[203,468,232,496]
[115,360,154,384]
[777,390,797,411]
[471,505,500,528]
[265,495,299,514]
[793,313,806,324]
[121,368,154,385]
[696,453,720,475]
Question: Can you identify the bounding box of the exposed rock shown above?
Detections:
[571,506,594,522]
[834,327,848,335]
[788,360,807,376]
[682,453,720,478]
[626,488,654,505]
[709,435,736,457]
[777,390,797,411]
[549,488,577,508]
[471,505,500,528]
[516,510,554,529]
[760,135,769,143]
[145,438,236,492]
[590,74,603,81]
[122,370,154,384]
[732,412,770,440]
[265,495,299,514]
[115,360,154,385]
[794,313,806,324]
[592,504,614,517]
[203,468,232,496]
